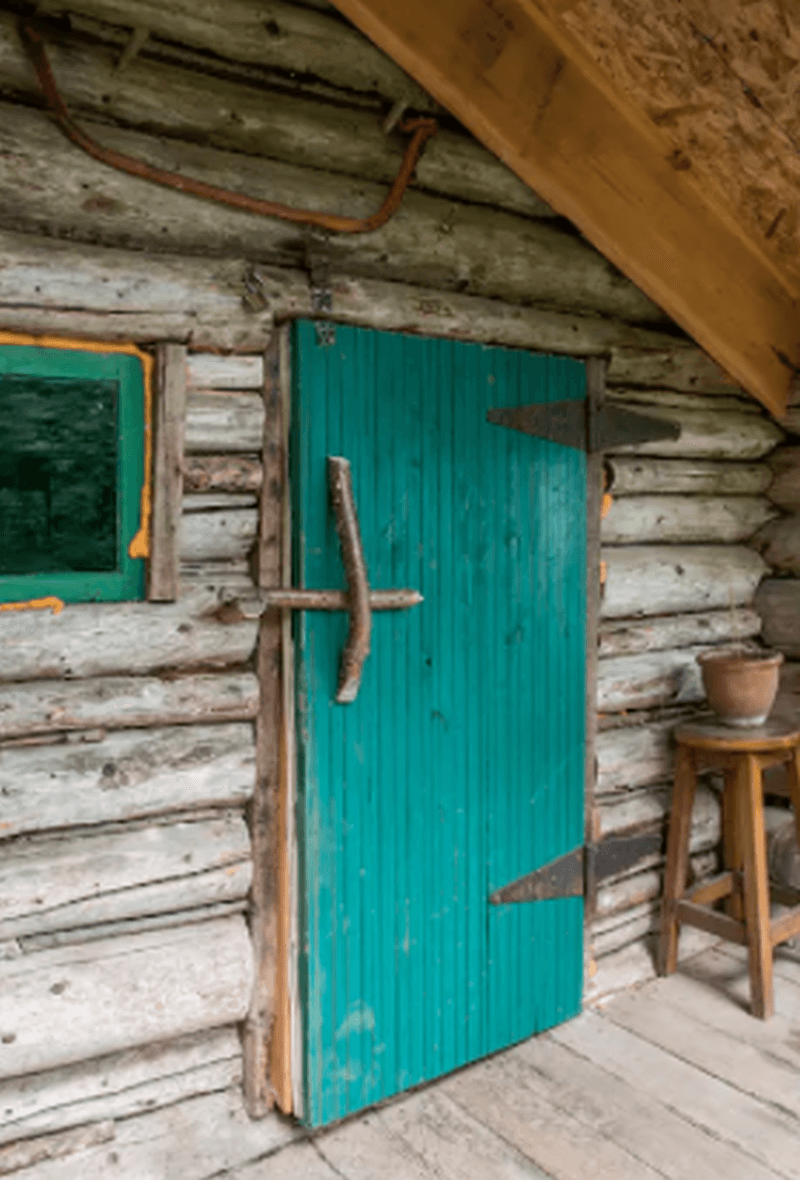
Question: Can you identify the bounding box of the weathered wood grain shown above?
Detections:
[755,579,800,657]
[0,723,256,839]
[601,495,775,544]
[766,446,800,512]
[608,388,759,414]
[596,720,675,795]
[749,515,800,576]
[183,455,263,494]
[179,560,256,596]
[244,332,284,1117]
[185,393,265,454]
[607,407,783,459]
[0,917,253,1078]
[0,1120,115,1176]
[0,1027,241,1144]
[598,647,718,712]
[149,343,187,602]
[607,457,771,497]
[0,103,662,323]
[0,671,258,740]
[597,783,720,844]
[0,15,552,223]
[0,229,709,364]
[0,814,251,940]
[0,1087,297,1180]
[183,493,258,512]
[601,545,767,619]
[585,927,722,1003]
[19,900,247,953]
[180,509,259,562]
[598,608,761,658]
[605,345,739,394]
[38,0,436,109]
[186,354,264,391]
[0,595,257,683]
[596,850,717,926]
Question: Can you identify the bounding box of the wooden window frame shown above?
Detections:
[0,334,152,605]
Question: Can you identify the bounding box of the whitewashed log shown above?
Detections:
[592,902,658,958]
[601,495,776,544]
[0,918,253,1079]
[0,1121,114,1176]
[0,104,662,324]
[750,515,800,576]
[185,393,265,454]
[595,850,718,924]
[0,595,257,684]
[598,647,717,712]
[596,721,675,796]
[0,723,256,839]
[601,545,767,619]
[186,355,264,391]
[39,0,436,109]
[0,1087,297,1180]
[606,406,783,459]
[183,493,258,511]
[183,455,263,494]
[607,456,771,497]
[598,608,761,658]
[0,671,258,740]
[180,510,259,562]
[0,228,697,360]
[597,783,720,846]
[0,1028,240,1145]
[0,815,251,940]
[766,446,800,512]
[0,16,552,223]
[19,900,247,952]
[585,927,719,1005]
[608,388,759,413]
[755,579,800,657]
[605,346,739,394]
[179,561,256,596]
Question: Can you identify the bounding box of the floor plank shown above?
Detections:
[442,1051,668,1180]
[509,1031,780,1180]
[551,1010,800,1179]
[225,1141,338,1180]
[318,1088,553,1180]
[605,983,800,1119]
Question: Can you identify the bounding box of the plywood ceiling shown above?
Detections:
[552,0,800,292]
[329,0,800,417]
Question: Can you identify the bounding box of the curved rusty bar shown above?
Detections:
[328,456,371,703]
[19,22,438,236]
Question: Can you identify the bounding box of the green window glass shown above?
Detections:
[0,343,147,604]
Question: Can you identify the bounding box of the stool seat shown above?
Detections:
[659,716,800,1019]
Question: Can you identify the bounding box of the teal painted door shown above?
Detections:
[292,322,586,1127]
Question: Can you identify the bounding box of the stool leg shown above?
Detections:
[739,753,774,1019]
[722,767,744,921]
[784,745,800,852]
[659,744,697,977]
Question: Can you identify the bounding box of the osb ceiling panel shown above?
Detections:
[551,0,800,291]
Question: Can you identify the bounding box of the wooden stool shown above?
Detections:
[659,717,800,1018]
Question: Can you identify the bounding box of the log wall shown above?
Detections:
[0,0,786,1169]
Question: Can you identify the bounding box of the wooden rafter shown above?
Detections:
[328,0,799,417]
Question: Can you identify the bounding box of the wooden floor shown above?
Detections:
[245,943,800,1180]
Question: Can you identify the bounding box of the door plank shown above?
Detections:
[551,1011,800,1178]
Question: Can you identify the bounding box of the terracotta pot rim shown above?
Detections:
[696,649,784,669]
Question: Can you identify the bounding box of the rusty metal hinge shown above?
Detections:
[487,400,680,452]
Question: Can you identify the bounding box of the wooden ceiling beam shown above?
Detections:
[328,0,799,418]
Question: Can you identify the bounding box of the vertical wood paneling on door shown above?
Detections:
[292,324,585,1126]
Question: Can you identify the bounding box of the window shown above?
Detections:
[0,338,149,604]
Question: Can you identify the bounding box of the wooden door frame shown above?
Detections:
[245,325,603,1116]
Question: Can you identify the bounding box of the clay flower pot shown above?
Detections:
[696,649,784,727]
